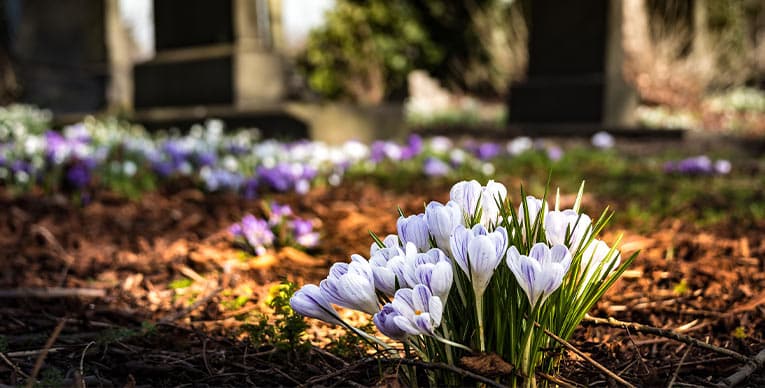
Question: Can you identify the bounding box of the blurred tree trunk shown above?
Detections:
[0,1,19,104]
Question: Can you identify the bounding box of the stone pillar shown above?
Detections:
[10,0,108,113]
[508,0,637,129]
[133,0,286,110]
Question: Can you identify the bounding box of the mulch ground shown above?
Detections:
[0,180,763,387]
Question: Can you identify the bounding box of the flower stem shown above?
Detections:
[476,293,485,352]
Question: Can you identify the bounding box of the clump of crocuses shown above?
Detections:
[230,201,320,256]
[290,180,633,386]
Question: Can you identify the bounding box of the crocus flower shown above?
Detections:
[373,304,409,340]
[519,196,548,232]
[450,224,508,298]
[369,244,406,295]
[579,239,621,288]
[414,261,453,303]
[370,234,401,256]
[507,137,533,156]
[450,180,482,221]
[397,214,430,252]
[480,180,508,227]
[320,255,379,314]
[290,284,344,326]
[506,243,572,307]
[386,285,443,336]
[425,201,462,254]
[544,209,592,251]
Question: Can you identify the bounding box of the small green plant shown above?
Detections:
[242,282,309,353]
[169,278,193,290]
[36,367,64,388]
[673,279,689,296]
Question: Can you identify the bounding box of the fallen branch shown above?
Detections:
[541,327,636,388]
[0,287,106,299]
[715,347,765,387]
[582,314,750,364]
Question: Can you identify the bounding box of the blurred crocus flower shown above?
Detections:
[591,131,615,149]
[450,224,509,298]
[290,284,344,326]
[475,142,502,161]
[450,180,507,228]
[291,218,320,248]
[66,159,95,189]
[400,134,423,160]
[230,214,274,256]
[425,201,463,254]
[397,214,430,252]
[506,243,572,307]
[507,137,533,156]
[381,285,443,336]
[269,202,293,225]
[546,145,564,161]
[320,255,379,314]
[714,159,731,174]
[423,157,450,177]
[544,209,592,251]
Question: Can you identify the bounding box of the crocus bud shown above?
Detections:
[544,209,592,250]
[397,214,430,252]
[450,180,482,221]
[290,284,344,325]
[319,255,379,314]
[373,305,409,340]
[425,201,463,254]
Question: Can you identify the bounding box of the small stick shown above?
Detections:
[30,224,74,286]
[5,348,64,358]
[583,315,750,363]
[542,327,636,388]
[667,345,692,388]
[25,318,66,388]
[0,352,31,379]
[0,287,106,299]
[79,341,95,387]
[537,371,578,388]
[716,347,765,387]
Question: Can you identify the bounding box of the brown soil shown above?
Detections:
[0,181,763,387]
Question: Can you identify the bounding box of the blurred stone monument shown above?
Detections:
[133,0,287,109]
[5,0,109,113]
[508,0,637,133]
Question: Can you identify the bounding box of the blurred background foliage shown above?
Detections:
[298,0,530,103]
[298,0,763,107]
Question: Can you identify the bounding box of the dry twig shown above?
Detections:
[0,287,105,299]
[667,345,692,388]
[25,318,66,388]
[542,327,636,388]
[716,347,765,387]
[582,315,750,363]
